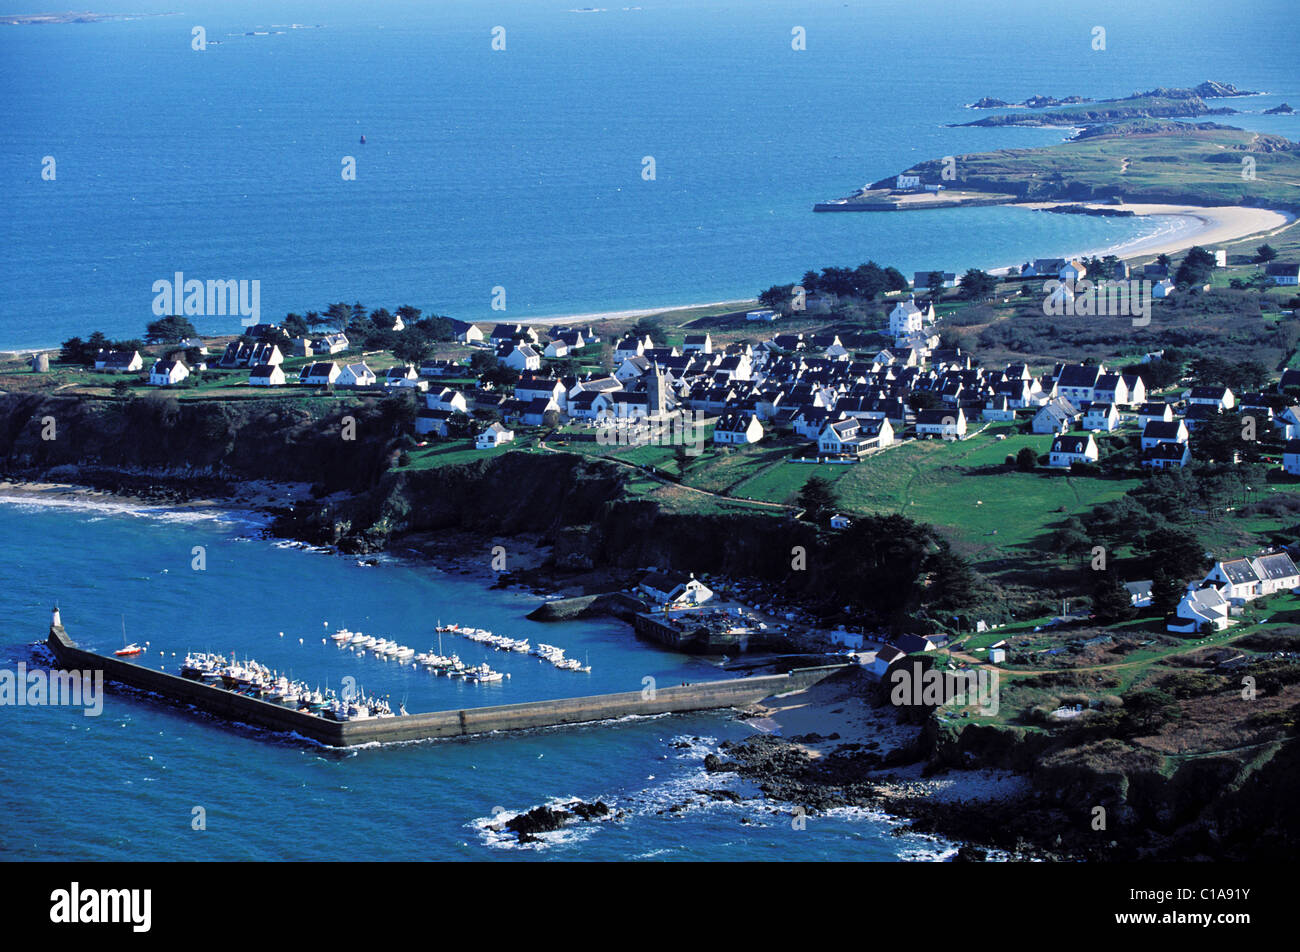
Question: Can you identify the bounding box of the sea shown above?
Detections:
[2,0,1298,350]
[0,0,1297,860]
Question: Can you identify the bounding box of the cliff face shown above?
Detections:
[0,392,408,492]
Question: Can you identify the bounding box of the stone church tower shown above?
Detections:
[646,361,669,419]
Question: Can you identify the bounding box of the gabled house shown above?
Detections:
[503,344,541,372]
[683,333,713,354]
[713,412,764,445]
[1142,441,1191,469]
[1136,402,1174,427]
[1203,558,1262,603]
[1251,552,1300,595]
[149,359,189,386]
[248,364,286,387]
[1140,419,1189,450]
[336,362,377,388]
[1032,397,1079,435]
[1048,433,1098,467]
[1169,586,1231,633]
[1186,385,1234,410]
[299,361,340,386]
[638,572,713,607]
[475,422,514,449]
[915,408,965,440]
[1083,403,1118,432]
[1283,438,1300,476]
[95,349,143,373]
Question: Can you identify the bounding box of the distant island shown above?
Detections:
[956,80,1259,128]
[0,11,178,25]
[816,87,1300,219]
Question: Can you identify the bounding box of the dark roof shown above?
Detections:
[1143,420,1184,439]
[1051,435,1092,455]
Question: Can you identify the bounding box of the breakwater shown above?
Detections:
[45,617,846,747]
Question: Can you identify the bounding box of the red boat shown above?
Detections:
[114,643,144,657]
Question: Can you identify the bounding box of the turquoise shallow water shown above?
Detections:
[0,496,951,860]
[2,0,1297,349]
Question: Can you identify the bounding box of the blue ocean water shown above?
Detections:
[0,497,946,860]
[2,0,1298,349]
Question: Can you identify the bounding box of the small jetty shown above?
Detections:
[44,610,847,747]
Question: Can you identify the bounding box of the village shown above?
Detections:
[22,242,1300,673]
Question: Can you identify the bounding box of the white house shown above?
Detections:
[1153,279,1176,298]
[683,333,712,354]
[713,412,764,445]
[915,408,966,440]
[745,309,780,322]
[1265,262,1300,286]
[504,344,541,372]
[1048,433,1098,467]
[888,297,927,339]
[1141,419,1189,450]
[475,422,514,449]
[1283,438,1300,475]
[1251,551,1300,595]
[148,359,189,386]
[95,349,143,372]
[336,363,377,387]
[982,394,1016,422]
[1203,558,1262,603]
[1059,260,1087,283]
[1082,403,1118,432]
[543,340,569,359]
[428,388,469,414]
[314,333,349,355]
[248,364,286,387]
[870,645,906,677]
[1168,586,1232,633]
[829,514,851,530]
[638,571,713,607]
[299,361,340,386]
[1186,386,1234,410]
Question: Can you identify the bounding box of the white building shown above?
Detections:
[475,422,515,449]
[248,364,286,387]
[336,363,377,387]
[1048,433,1098,467]
[148,359,189,386]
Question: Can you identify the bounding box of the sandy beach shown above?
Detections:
[515,299,754,328]
[1012,201,1294,264]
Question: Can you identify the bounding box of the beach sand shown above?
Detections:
[745,671,914,756]
[1011,201,1294,265]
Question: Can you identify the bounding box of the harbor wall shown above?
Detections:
[46,623,846,747]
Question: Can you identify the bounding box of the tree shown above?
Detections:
[392,331,434,368]
[958,268,996,301]
[758,284,794,310]
[1016,446,1037,471]
[1174,246,1216,288]
[1151,569,1183,617]
[925,271,946,299]
[145,315,197,344]
[1138,526,1208,580]
[926,540,978,610]
[1256,243,1278,263]
[324,302,351,331]
[797,474,838,524]
[1092,571,1136,625]
[282,313,310,338]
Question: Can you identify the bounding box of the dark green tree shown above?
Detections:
[797,474,838,524]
